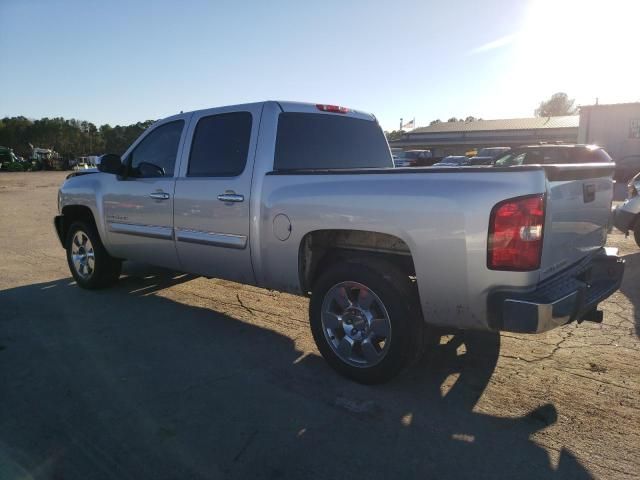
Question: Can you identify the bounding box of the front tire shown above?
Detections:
[65,221,121,289]
[309,259,424,384]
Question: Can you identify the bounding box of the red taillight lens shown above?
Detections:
[316,104,349,114]
[488,194,545,271]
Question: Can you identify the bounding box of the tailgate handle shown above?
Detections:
[583,183,596,203]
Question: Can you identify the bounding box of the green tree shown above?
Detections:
[0,115,155,161]
[385,130,404,141]
[535,92,577,117]
[447,117,458,122]
[429,119,442,126]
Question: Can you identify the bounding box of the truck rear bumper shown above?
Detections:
[489,248,624,333]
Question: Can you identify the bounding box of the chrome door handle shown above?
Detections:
[149,192,170,200]
[217,193,244,203]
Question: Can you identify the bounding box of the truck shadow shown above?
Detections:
[619,251,640,338]
[0,266,591,479]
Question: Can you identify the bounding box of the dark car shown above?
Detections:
[393,149,434,167]
[615,155,640,182]
[494,144,612,167]
[467,156,495,165]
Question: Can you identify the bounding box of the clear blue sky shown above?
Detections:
[1,0,637,131]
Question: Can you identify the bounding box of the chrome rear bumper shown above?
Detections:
[489,248,624,333]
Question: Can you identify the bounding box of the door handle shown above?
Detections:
[149,191,170,200]
[217,193,244,203]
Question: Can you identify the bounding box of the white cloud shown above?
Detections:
[468,33,518,55]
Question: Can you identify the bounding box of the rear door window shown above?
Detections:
[519,149,568,164]
[571,148,613,163]
[539,148,570,164]
[188,112,252,177]
[274,113,392,170]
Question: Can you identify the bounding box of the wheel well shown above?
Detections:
[299,230,416,293]
[60,205,97,243]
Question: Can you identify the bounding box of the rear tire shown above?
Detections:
[309,259,424,384]
[65,221,121,289]
[634,221,640,248]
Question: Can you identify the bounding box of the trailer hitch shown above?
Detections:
[579,308,604,324]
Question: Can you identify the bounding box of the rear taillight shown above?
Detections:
[488,194,545,271]
[316,104,349,114]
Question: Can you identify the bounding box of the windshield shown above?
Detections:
[478,147,509,158]
[494,152,524,166]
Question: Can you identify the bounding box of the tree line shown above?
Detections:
[0,116,155,160]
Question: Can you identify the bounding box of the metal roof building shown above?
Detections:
[390,115,579,157]
[578,102,640,159]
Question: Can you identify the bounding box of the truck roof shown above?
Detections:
[161,101,376,123]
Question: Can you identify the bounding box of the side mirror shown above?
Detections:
[98,154,123,174]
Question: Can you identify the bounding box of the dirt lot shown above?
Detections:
[1,171,638,479]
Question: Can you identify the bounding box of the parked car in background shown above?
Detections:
[55,101,623,384]
[615,155,640,182]
[613,171,640,247]
[393,149,433,167]
[494,144,612,166]
[467,156,495,166]
[432,155,470,166]
[467,147,512,166]
[476,147,511,159]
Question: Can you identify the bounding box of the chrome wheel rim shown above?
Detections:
[321,281,392,368]
[71,231,95,279]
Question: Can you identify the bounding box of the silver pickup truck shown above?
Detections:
[54,101,624,383]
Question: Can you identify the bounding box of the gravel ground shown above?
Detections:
[1,171,638,479]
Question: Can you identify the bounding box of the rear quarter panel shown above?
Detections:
[258,168,548,330]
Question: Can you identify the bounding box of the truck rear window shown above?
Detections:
[274,113,392,170]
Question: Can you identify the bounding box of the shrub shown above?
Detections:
[5,161,26,172]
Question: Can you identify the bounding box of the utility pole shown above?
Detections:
[400,118,403,131]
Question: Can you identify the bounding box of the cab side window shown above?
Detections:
[187,112,252,177]
[129,120,184,178]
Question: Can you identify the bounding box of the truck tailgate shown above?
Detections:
[539,163,615,281]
